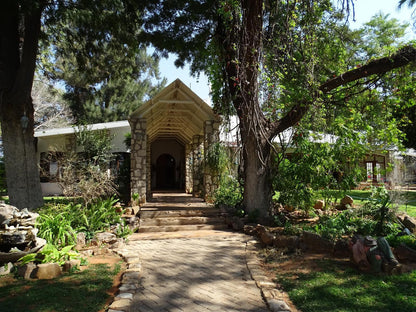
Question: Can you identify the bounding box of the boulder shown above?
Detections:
[341,195,354,207]
[35,263,62,279]
[0,204,18,226]
[17,263,37,280]
[301,231,334,253]
[256,225,275,246]
[402,216,416,234]
[63,259,82,272]
[95,232,118,244]
[0,262,13,276]
[273,235,299,251]
[394,245,416,262]
[76,232,86,248]
[313,200,325,210]
[284,205,295,212]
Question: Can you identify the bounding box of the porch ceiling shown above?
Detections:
[130,79,218,145]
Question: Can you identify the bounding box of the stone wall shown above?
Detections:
[129,117,147,204]
[204,120,220,202]
[192,135,204,198]
[185,143,193,193]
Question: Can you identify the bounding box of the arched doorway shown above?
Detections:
[156,153,176,189]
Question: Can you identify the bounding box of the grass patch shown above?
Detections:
[276,259,416,312]
[0,263,121,312]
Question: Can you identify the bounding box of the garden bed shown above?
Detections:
[0,251,125,312]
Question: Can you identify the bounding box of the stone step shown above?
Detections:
[140,216,224,227]
[139,208,219,219]
[138,223,228,233]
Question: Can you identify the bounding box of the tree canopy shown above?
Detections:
[39,1,166,124]
[136,0,416,218]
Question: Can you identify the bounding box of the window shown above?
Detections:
[40,152,63,182]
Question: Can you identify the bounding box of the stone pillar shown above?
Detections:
[192,135,203,198]
[204,120,220,202]
[146,135,152,200]
[185,143,193,194]
[129,117,147,204]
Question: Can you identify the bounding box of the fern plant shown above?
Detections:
[36,212,77,247]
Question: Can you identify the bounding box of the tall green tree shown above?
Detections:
[41,6,166,123]
[0,0,142,209]
[138,0,416,219]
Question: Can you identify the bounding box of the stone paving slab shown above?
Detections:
[112,232,271,312]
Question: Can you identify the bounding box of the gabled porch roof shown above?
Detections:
[130,79,218,145]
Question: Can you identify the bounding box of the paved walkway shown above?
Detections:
[110,231,272,312]
[108,193,292,312]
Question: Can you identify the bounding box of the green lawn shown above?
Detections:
[0,263,120,312]
[276,259,416,312]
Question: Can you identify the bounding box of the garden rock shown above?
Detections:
[268,299,291,312]
[394,245,416,262]
[402,215,416,233]
[340,195,354,209]
[76,232,86,248]
[273,235,299,251]
[301,231,334,253]
[109,238,125,250]
[244,224,257,236]
[0,204,17,225]
[0,262,13,275]
[313,200,325,210]
[35,263,62,279]
[259,228,275,246]
[63,259,81,272]
[0,204,44,264]
[17,262,37,280]
[96,232,118,244]
[231,216,245,231]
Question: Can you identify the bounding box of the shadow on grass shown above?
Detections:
[276,259,416,312]
[0,264,118,312]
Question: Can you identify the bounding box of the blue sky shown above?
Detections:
[157,0,416,103]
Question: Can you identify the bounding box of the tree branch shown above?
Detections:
[320,45,416,93]
[269,45,416,139]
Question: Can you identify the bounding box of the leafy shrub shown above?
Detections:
[271,129,366,212]
[70,197,127,240]
[36,212,77,247]
[386,234,416,250]
[19,244,81,266]
[37,197,129,245]
[306,187,403,241]
[214,175,243,211]
[358,186,399,236]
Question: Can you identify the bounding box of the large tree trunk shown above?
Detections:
[237,0,272,219]
[1,101,43,209]
[0,1,44,209]
[241,128,272,220]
